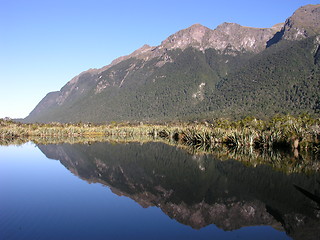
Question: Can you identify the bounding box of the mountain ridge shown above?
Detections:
[25,4,320,123]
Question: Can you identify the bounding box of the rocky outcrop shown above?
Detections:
[100,22,281,63]
[160,23,282,54]
[267,4,320,46]
[282,4,320,41]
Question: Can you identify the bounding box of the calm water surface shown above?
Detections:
[1,142,320,240]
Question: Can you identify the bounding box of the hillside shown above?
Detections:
[25,4,320,123]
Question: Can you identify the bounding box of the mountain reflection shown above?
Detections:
[38,142,320,239]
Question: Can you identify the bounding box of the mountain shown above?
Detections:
[267,4,320,45]
[25,4,320,123]
[282,4,320,41]
[37,142,320,239]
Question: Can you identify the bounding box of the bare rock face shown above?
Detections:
[208,22,282,53]
[160,24,211,51]
[281,4,320,41]
[113,21,282,63]
[158,23,281,54]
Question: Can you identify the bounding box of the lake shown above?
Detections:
[1,141,320,240]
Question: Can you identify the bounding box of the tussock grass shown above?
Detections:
[1,115,320,151]
[1,115,320,173]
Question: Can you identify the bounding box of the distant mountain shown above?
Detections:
[25,4,320,123]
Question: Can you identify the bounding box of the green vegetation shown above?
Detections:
[3,115,320,149]
[25,36,320,123]
[2,115,320,151]
[214,38,320,118]
[2,115,320,173]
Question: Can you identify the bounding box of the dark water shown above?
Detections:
[1,142,320,240]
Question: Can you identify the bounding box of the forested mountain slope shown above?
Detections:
[25,4,320,123]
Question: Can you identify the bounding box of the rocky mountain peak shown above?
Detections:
[158,22,281,54]
[215,22,242,33]
[208,22,282,53]
[282,4,320,40]
[160,23,211,51]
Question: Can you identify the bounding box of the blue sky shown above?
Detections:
[0,0,319,118]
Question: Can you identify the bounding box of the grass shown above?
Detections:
[1,114,319,173]
[1,114,320,151]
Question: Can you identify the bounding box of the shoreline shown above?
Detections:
[1,115,319,151]
[1,115,320,174]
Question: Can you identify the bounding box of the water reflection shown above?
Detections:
[38,142,320,240]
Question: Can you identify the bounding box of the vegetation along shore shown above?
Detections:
[1,115,320,173]
[1,114,319,151]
